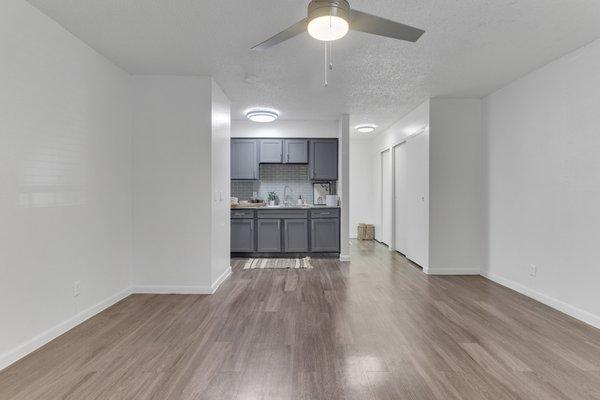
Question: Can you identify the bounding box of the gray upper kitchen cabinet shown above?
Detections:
[231,219,255,252]
[257,219,281,252]
[309,139,338,180]
[311,218,340,252]
[259,139,283,163]
[284,139,308,164]
[284,219,309,252]
[231,139,259,180]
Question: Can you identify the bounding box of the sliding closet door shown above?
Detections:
[393,143,408,254]
[381,149,392,246]
[406,132,429,268]
[373,154,382,242]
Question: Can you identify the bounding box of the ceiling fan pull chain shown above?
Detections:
[328,41,333,70]
[324,41,328,86]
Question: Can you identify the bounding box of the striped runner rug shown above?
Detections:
[242,257,314,270]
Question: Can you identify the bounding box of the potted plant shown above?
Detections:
[267,192,277,206]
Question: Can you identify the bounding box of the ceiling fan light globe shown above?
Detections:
[307,15,349,41]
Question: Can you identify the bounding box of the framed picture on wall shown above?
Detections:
[313,182,331,205]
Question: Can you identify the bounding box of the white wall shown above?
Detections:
[231,119,338,138]
[339,115,350,260]
[210,81,232,286]
[0,0,132,369]
[131,76,212,291]
[349,140,374,238]
[132,76,231,293]
[483,39,600,328]
[372,101,430,154]
[428,99,483,274]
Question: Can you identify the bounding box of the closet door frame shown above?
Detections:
[392,141,408,255]
[380,149,392,247]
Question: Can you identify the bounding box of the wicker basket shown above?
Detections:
[357,223,375,240]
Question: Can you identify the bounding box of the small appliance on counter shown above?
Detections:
[326,195,339,207]
[313,182,331,205]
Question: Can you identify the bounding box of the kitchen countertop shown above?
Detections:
[231,205,340,210]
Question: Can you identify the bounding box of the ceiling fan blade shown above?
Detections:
[252,19,308,50]
[349,9,424,42]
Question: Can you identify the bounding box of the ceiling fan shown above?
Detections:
[252,0,425,50]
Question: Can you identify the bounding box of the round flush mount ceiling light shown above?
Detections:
[246,109,279,123]
[355,124,377,133]
[307,0,350,41]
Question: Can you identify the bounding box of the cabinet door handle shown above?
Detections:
[287,153,290,162]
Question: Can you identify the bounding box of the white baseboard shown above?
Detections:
[425,267,480,275]
[0,287,132,372]
[0,267,235,372]
[131,285,214,294]
[481,271,600,330]
[211,266,232,293]
[339,254,351,262]
[132,267,232,295]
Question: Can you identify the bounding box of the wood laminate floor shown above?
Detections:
[2,240,600,399]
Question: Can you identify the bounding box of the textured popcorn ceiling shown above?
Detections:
[27,0,600,136]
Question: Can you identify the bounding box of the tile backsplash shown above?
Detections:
[232,164,335,204]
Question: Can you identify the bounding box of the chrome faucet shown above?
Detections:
[283,186,293,207]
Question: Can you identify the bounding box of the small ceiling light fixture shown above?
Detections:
[307,1,350,42]
[246,109,279,123]
[355,124,377,133]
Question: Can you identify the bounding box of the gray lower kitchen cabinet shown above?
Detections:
[284,219,309,252]
[311,218,340,252]
[284,139,308,164]
[260,139,283,163]
[309,139,338,180]
[231,207,340,255]
[231,139,259,180]
[231,219,255,252]
[257,219,281,252]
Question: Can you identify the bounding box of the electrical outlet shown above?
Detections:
[73,280,81,297]
[530,264,537,277]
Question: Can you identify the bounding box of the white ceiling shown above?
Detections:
[27,0,600,137]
